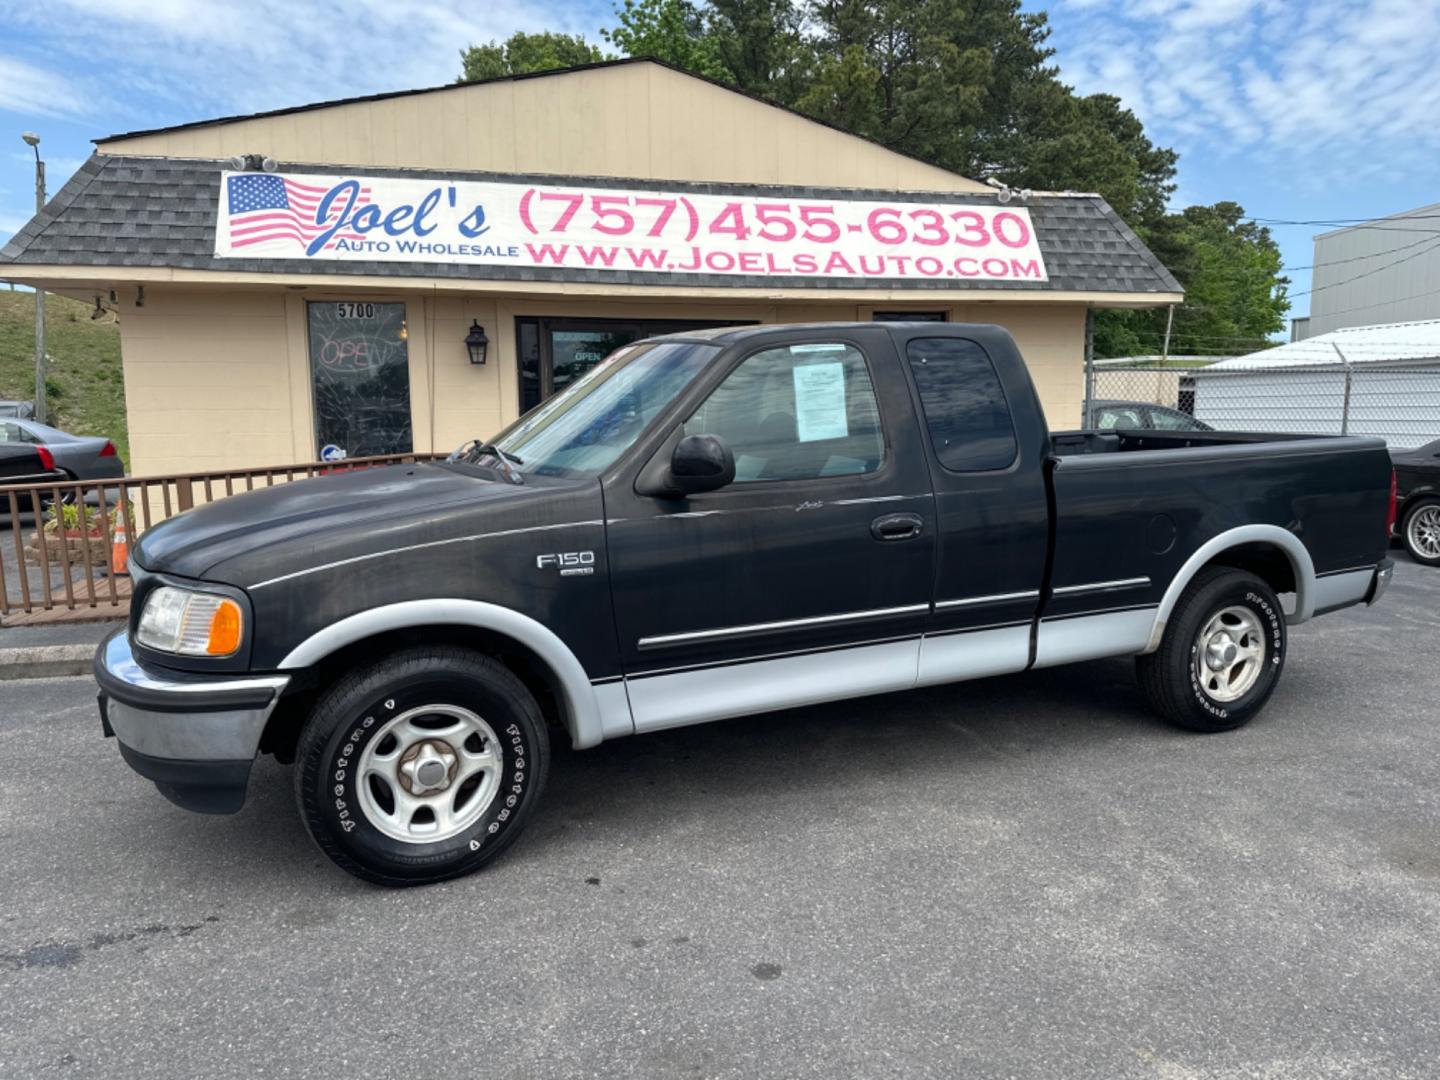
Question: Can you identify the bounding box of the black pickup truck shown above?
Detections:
[95,323,1395,885]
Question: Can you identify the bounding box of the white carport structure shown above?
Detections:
[1192,320,1440,449]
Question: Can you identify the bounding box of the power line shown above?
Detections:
[1287,236,1440,299]
[1157,232,1440,277]
[1250,214,1440,226]
[1246,217,1440,235]
[1300,281,1440,322]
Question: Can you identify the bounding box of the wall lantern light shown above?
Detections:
[464,320,489,365]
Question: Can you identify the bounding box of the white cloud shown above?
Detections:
[0,55,91,117]
[3,0,609,127]
[1049,0,1440,180]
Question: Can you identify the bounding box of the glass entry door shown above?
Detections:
[517,316,745,413]
[307,300,413,460]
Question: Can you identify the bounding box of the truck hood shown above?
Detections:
[133,462,592,586]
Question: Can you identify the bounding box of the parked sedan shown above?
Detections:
[1091,399,1214,432]
[0,419,123,483]
[1393,437,1440,566]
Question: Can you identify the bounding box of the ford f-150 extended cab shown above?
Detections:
[95,323,1396,886]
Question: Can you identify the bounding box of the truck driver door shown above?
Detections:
[602,327,937,732]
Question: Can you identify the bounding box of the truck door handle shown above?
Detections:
[871,512,924,542]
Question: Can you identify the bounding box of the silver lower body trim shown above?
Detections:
[915,623,1030,686]
[1033,607,1159,669]
[628,638,920,733]
[1311,566,1375,613]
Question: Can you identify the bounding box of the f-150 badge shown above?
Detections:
[536,551,596,576]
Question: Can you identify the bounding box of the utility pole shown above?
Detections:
[22,132,46,423]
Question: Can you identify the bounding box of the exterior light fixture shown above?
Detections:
[228,153,279,172]
[464,320,489,365]
[985,176,1014,204]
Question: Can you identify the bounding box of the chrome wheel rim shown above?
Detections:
[356,704,502,844]
[1194,605,1266,703]
[1408,506,1440,560]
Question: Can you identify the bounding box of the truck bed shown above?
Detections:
[1038,429,1392,662]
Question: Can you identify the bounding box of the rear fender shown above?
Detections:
[1143,525,1316,653]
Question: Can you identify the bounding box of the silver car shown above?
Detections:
[0,419,124,482]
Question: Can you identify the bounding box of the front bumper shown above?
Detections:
[95,630,289,814]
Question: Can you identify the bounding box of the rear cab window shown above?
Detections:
[905,337,1018,472]
[684,341,885,482]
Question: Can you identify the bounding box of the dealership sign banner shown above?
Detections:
[216,171,1048,282]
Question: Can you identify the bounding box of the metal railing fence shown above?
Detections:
[1084,363,1440,450]
[0,451,445,620]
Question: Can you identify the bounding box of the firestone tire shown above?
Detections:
[1136,567,1286,733]
[294,646,549,887]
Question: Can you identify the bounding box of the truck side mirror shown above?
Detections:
[670,434,735,494]
[635,429,736,498]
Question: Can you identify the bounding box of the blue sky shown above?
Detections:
[2,0,1438,322]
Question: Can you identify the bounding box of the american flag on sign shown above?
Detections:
[225,174,371,251]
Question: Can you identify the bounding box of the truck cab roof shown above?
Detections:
[643,321,1017,348]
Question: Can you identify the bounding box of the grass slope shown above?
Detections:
[0,289,128,467]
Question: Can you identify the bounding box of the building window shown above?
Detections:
[871,311,948,322]
[516,316,752,414]
[307,301,413,460]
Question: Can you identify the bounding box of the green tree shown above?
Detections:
[458,31,608,83]
[593,2,1283,353]
[1094,203,1289,358]
[707,0,811,97]
[603,0,729,81]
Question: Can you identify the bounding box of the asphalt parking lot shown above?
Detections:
[2,560,1438,1080]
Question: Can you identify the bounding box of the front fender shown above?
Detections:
[277,599,632,749]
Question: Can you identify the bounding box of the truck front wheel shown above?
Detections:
[1136,567,1286,732]
[294,646,549,886]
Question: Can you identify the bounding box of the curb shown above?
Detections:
[0,644,96,680]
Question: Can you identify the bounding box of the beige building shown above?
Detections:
[2,59,1181,477]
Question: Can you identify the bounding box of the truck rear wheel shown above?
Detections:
[1136,567,1286,732]
[294,646,549,886]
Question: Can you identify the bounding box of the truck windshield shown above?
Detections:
[477,340,721,478]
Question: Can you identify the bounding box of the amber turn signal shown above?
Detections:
[206,598,244,656]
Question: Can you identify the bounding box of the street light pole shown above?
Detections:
[22,132,46,424]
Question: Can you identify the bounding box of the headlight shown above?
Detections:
[136,586,244,657]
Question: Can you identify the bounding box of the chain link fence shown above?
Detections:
[1085,362,1440,450]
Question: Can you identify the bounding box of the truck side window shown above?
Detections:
[684,342,885,482]
[906,337,1018,472]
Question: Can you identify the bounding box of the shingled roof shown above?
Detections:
[1,154,1182,296]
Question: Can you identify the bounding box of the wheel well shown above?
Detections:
[1199,542,1297,596]
[1401,491,1440,522]
[258,623,571,763]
